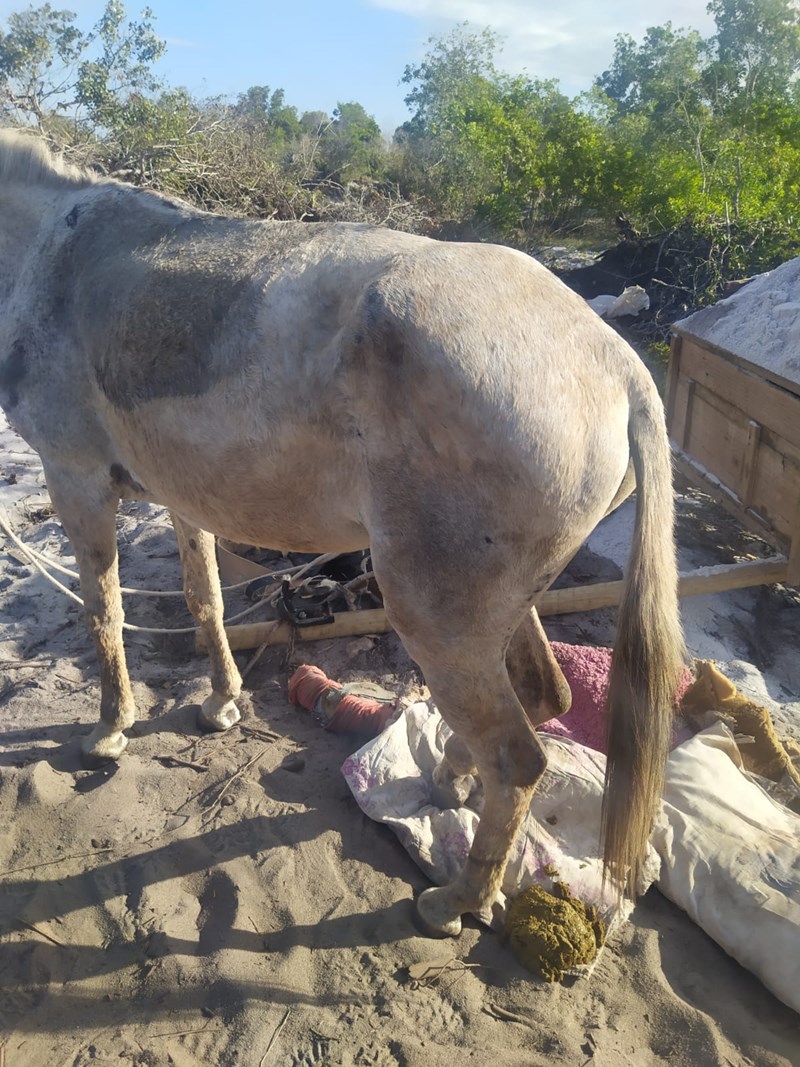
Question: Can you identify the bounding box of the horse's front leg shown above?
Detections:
[171,515,242,731]
[45,467,135,767]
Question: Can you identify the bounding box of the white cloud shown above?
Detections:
[163,37,204,49]
[369,0,716,94]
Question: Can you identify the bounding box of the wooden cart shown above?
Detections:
[665,319,800,592]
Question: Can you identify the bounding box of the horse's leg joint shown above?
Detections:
[416,885,465,938]
[500,735,547,790]
[443,733,476,776]
[507,611,572,726]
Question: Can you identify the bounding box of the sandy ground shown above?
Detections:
[1,410,799,1067]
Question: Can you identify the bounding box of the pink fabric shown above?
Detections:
[540,642,693,754]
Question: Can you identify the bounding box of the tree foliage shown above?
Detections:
[0,0,164,135]
[319,101,382,179]
[396,25,609,235]
[0,0,799,275]
[0,2,401,222]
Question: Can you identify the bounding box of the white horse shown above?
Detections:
[0,132,684,935]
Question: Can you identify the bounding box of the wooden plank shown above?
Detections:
[671,450,788,551]
[216,541,273,583]
[765,422,800,469]
[671,388,800,547]
[668,374,691,446]
[747,437,800,544]
[740,419,762,506]
[211,558,791,649]
[536,557,789,615]
[687,374,747,427]
[681,389,750,495]
[682,378,696,450]
[667,335,800,551]
[672,326,800,403]
[665,333,683,426]
[198,608,391,653]
[675,334,800,449]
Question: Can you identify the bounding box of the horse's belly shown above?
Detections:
[110,417,370,552]
[175,486,370,554]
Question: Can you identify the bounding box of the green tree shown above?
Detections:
[0,4,83,126]
[594,0,800,230]
[233,84,301,144]
[396,25,607,235]
[320,100,383,178]
[706,0,800,120]
[74,0,164,129]
[397,26,523,224]
[400,23,501,137]
[598,25,707,117]
[0,1,164,136]
[595,26,713,213]
[299,109,329,134]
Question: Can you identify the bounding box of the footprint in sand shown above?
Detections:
[350,1041,404,1066]
[289,1038,403,1067]
[196,869,238,955]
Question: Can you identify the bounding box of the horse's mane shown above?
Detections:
[0,128,96,191]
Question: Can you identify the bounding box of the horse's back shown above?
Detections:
[344,239,638,510]
[3,177,641,561]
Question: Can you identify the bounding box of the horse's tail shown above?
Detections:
[603,384,685,894]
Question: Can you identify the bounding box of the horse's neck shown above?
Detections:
[0,185,65,287]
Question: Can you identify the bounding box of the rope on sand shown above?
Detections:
[0,508,340,636]
[0,508,316,594]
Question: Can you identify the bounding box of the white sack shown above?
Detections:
[342,701,658,935]
[653,725,800,1015]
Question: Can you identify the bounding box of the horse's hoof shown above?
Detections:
[416,887,463,938]
[81,726,129,768]
[198,694,241,732]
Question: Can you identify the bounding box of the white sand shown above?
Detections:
[1,411,799,1067]
[675,259,800,388]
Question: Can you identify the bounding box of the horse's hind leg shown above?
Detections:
[440,609,571,789]
[501,463,635,730]
[44,467,135,767]
[506,609,571,727]
[416,654,547,936]
[379,591,544,933]
[172,516,242,731]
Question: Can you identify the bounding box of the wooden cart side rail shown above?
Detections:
[670,332,800,451]
[671,325,800,406]
[671,449,790,552]
[205,556,791,652]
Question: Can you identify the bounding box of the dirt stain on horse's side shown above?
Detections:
[92,268,254,409]
[0,339,27,409]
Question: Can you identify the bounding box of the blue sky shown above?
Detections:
[0,1,716,132]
